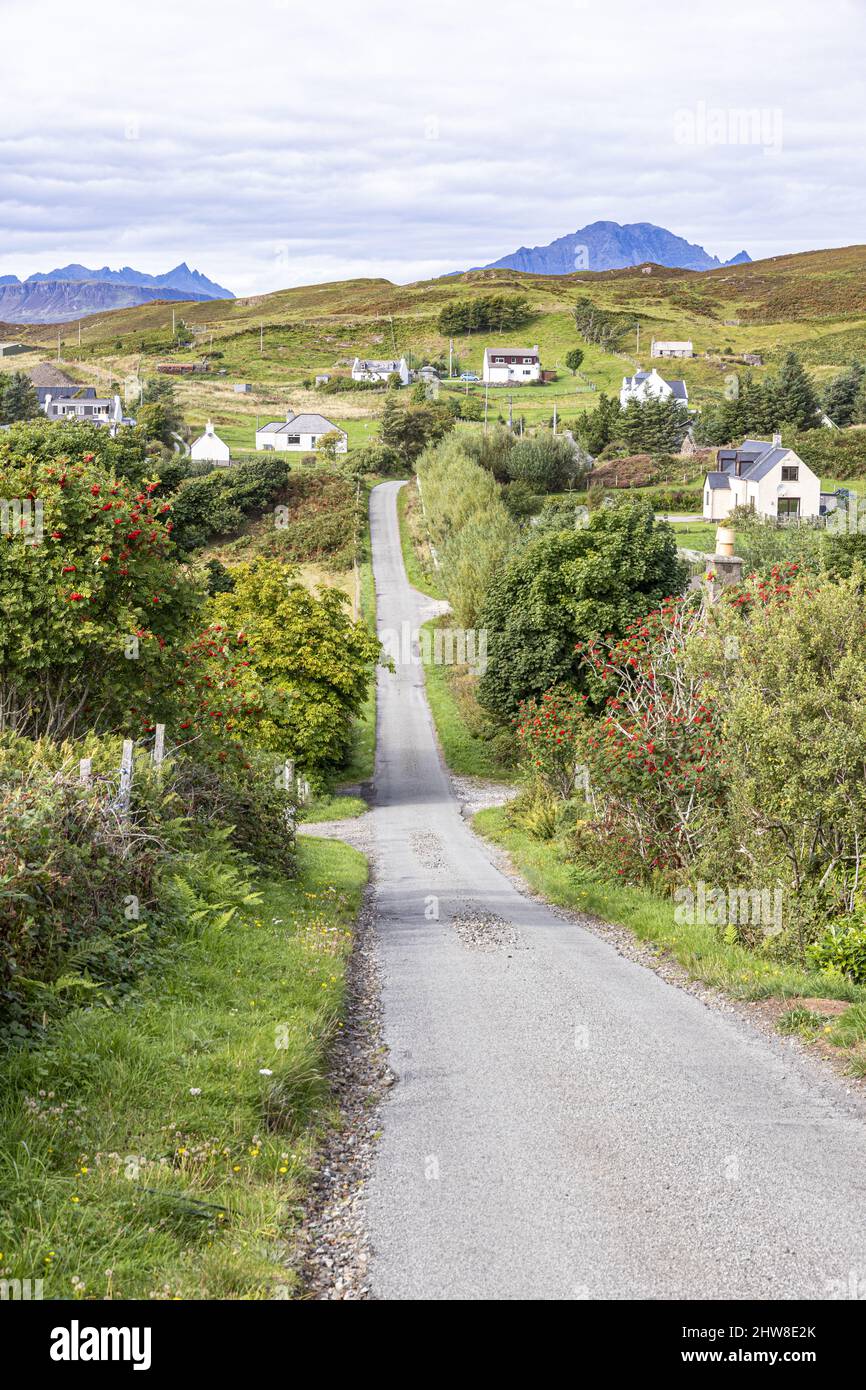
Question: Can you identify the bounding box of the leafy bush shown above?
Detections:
[205,558,382,777]
[505,432,586,492]
[0,444,201,741]
[169,753,297,876]
[169,456,291,551]
[514,689,588,798]
[0,741,173,1034]
[478,499,686,718]
[808,919,866,983]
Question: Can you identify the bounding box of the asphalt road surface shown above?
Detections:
[363,480,866,1301]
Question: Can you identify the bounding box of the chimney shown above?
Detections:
[772,432,782,446]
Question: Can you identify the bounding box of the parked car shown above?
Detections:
[460,371,480,381]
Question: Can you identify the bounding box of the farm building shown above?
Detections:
[482,345,541,384]
[703,435,820,522]
[650,339,694,359]
[190,420,231,465]
[255,411,347,454]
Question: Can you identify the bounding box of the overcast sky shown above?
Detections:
[0,0,863,297]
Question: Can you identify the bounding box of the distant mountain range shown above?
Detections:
[480,221,751,275]
[0,263,234,323]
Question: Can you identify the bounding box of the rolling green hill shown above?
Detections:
[4,244,866,451]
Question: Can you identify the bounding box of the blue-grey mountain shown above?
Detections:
[481,221,751,274]
[0,263,234,323]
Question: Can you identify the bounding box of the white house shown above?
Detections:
[42,391,135,433]
[255,411,347,453]
[651,339,694,359]
[190,420,231,465]
[702,435,821,522]
[619,368,689,408]
[482,345,541,384]
[44,391,124,423]
[351,356,410,385]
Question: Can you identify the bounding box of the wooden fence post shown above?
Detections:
[152,723,165,768]
[78,757,92,786]
[117,739,134,812]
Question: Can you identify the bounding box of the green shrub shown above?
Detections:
[808,920,866,983]
[505,432,586,492]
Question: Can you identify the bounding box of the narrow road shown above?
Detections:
[363,480,866,1301]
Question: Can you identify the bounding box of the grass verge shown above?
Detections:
[474,807,866,1011]
[422,620,515,782]
[397,479,446,599]
[0,835,367,1300]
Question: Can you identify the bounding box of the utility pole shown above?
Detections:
[484,382,489,432]
[636,322,640,357]
[553,400,558,434]
[449,337,453,378]
[508,395,513,432]
[260,322,264,355]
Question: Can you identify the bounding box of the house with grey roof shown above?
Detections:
[620,367,688,408]
[43,391,134,433]
[702,434,820,522]
[351,356,410,385]
[255,411,347,454]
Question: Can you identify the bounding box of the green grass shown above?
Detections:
[670,520,717,551]
[397,480,446,599]
[0,836,367,1301]
[299,794,367,824]
[421,620,515,782]
[474,807,866,1006]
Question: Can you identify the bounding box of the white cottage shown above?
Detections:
[190,420,231,465]
[482,344,541,384]
[351,356,410,385]
[619,367,688,408]
[703,435,821,521]
[255,411,347,453]
[651,339,694,359]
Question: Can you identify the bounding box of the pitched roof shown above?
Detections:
[716,440,794,482]
[35,384,96,402]
[623,369,687,399]
[257,413,343,435]
[706,472,730,489]
[484,346,539,359]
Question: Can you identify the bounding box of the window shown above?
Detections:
[778,498,800,517]
[781,464,799,481]
[285,434,301,445]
